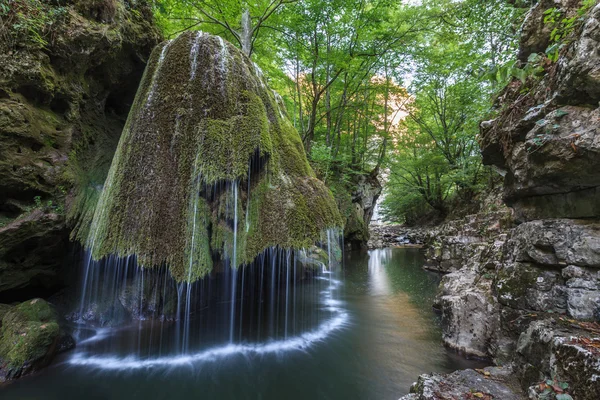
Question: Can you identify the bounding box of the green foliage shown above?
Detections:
[543,1,595,62]
[535,378,572,400]
[382,0,523,223]
[149,0,527,228]
[0,0,68,50]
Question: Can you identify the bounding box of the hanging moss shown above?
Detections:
[82,32,342,282]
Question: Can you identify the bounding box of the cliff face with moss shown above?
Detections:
[84,31,342,282]
[0,0,160,300]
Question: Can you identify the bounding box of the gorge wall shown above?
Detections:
[0,0,160,301]
[403,1,600,398]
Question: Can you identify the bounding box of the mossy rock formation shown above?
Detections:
[0,0,160,298]
[85,32,342,282]
[0,298,71,382]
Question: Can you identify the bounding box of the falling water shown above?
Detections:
[190,31,203,80]
[72,228,346,369]
[146,41,172,107]
[229,182,239,343]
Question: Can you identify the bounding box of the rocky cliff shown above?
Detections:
[0,0,160,300]
[403,1,600,398]
[329,171,382,249]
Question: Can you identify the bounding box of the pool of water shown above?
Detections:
[0,248,486,400]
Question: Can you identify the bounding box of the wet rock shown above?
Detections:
[399,366,524,400]
[0,209,68,295]
[0,298,72,382]
[0,0,161,300]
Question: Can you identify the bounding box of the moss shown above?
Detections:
[14,298,56,322]
[0,299,59,368]
[83,32,342,282]
[0,304,14,323]
[495,263,541,307]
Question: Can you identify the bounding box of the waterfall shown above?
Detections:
[71,32,345,369]
[72,229,347,369]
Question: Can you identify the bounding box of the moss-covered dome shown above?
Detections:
[84,31,342,281]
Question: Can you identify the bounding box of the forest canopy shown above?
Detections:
[151,0,528,224]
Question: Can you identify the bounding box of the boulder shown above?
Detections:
[515,319,600,400]
[0,298,73,382]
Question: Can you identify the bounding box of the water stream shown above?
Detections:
[1,248,487,400]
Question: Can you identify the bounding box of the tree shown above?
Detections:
[153,0,296,57]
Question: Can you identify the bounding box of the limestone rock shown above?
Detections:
[516,320,600,400]
[0,298,73,382]
[507,220,600,268]
[399,367,524,400]
[0,0,160,299]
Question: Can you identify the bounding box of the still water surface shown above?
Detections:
[1,248,485,400]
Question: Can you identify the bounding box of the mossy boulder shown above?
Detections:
[84,32,342,281]
[0,0,160,298]
[0,298,71,382]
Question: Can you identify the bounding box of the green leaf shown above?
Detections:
[556,394,573,400]
[528,53,541,64]
[559,382,569,390]
[555,109,569,118]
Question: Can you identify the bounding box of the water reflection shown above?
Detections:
[1,248,487,400]
[368,248,393,296]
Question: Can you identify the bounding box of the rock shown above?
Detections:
[399,367,524,400]
[507,220,600,268]
[333,172,382,249]
[0,0,161,300]
[0,209,68,295]
[557,4,600,103]
[565,288,600,320]
[515,320,600,400]
[496,262,566,313]
[368,224,427,249]
[517,0,566,62]
[436,280,500,358]
[0,298,72,382]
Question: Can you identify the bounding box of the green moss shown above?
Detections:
[14,298,56,322]
[0,299,59,368]
[0,304,14,322]
[495,263,540,306]
[198,91,272,184]
[82,32,342,282]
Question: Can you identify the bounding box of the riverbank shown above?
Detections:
[375,212,600,399]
